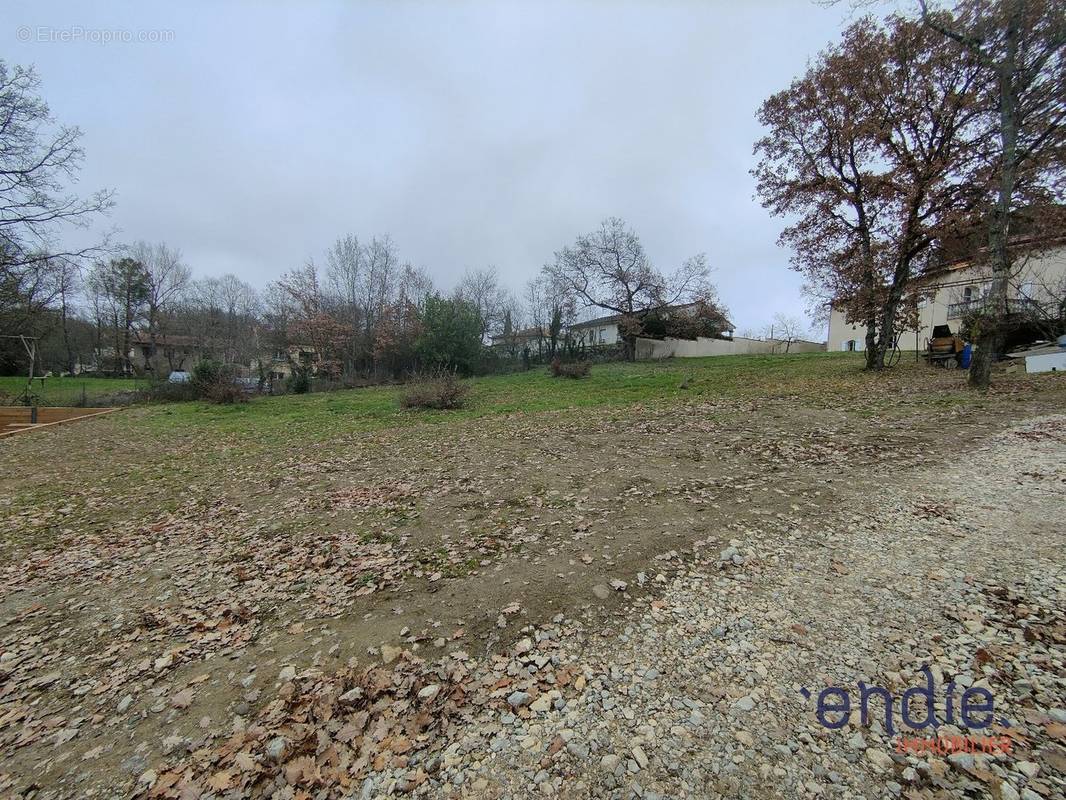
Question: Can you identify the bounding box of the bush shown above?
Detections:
[287,367,311,394]
[400,371,469,410]
[142,381,196,403]
[549,358,591,379]
[205,382,248,404]
[191,360,248,404]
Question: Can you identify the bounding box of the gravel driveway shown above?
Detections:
[389,414,1066,799]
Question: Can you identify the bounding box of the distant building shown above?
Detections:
[568,303,733,348]
[251,344,323,383]
[127,332,219,373]
[569,313,623,348]
[489,326,552,353]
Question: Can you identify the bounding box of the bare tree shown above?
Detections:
[127,241,191,371]
[325,234,364,366]
[765,313,810,353]
[525,275,577,357]
[397,263,434,307]
[54,259,81,374]
[326,234,364,313]
[361,235,399,337]
[86,257,149,374]
[0,61,113,317]
[455,266,511,342]
[188,273,261,366]
[543,217,711,359]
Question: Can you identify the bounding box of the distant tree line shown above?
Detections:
[0,56,735,383]
[0,53,730,382]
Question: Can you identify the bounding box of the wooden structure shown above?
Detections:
[0,407,118,438]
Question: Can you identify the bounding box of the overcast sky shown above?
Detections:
[8,1,891,336]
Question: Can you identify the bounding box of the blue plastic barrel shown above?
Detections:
[960,343,972,369]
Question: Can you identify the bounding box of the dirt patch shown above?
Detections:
[0,372,1063,796]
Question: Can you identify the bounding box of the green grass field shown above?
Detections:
[0,375,145,406]
[4,352,1060,434]
[135,351,1038,442]
[136,352,861,437]
[2,350,1062,572]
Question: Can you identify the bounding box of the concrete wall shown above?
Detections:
[1027,350,1066,373]
[635,336,825,360]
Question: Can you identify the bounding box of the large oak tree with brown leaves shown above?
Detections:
[754,14,988,371]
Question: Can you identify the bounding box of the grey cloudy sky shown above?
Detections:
[8,1,886,335]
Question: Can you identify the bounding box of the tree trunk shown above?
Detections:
[969,17,1020,390]
[869,258,911,372]
[863,320,878,369]
[61,295,76,375]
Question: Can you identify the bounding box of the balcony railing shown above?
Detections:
[946,297,1038,319]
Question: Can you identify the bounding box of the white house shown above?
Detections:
[569,314,622,348]
[568,303,728,348]
[827,243,1066,352]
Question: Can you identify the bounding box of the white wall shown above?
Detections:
[635,336,825,359]
[1027,350,1066,373]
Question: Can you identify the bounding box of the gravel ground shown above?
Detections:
[374,413,1066,800]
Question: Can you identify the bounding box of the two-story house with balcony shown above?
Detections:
[827,240,1066,353]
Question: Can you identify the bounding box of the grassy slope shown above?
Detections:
[142,350,1034,443]
[138,352,869,440]
[2,352,1063,555]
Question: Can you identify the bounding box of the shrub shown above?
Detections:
[205,382,248,404]
[190,360,248,404]
[549,358,591,379]
[142,381,196,403]
[287,367,311,394]
[400,371,469,410]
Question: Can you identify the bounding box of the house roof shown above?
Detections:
[129,332,213,348]
[918,235,1066,284]
[569,313,623,329]
[569,303,716,330]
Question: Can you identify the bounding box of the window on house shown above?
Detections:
[963,286,974,302]
[598,329,606,343]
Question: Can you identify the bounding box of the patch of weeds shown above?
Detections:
[442,556,483,578]
[400,372,469,410]
[356,571,380,588]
